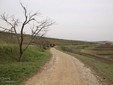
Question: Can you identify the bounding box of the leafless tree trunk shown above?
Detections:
[0,3,54,61]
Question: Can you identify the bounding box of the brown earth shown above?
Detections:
[25,48,101,85]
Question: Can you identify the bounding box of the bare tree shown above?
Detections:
[0,3,54,61]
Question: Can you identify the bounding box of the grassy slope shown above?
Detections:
[0,44,51,85]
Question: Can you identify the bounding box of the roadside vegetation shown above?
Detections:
[0,32,51,85]
[0,44,51,85]
[58,43,113,85]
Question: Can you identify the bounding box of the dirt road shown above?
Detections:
[25,48,100,85]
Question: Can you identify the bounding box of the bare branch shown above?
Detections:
[1,13,13,27]
[0,13,20,44]
[20,2,27,19]
[0,26,13,32]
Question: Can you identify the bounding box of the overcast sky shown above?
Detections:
[0,0,113,41]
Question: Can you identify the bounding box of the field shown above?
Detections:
[58,42,113,85]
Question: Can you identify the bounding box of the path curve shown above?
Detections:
[25,48,101,85]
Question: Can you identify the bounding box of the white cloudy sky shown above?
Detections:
[0,0,113,41]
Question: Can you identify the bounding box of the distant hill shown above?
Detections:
[0,31,95,46]
[95,41,113,45]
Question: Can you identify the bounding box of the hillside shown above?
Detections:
[0,31,94,45]
[1,31,113,85]
[0,31,94,85]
